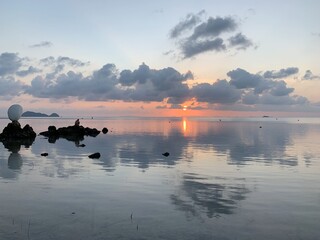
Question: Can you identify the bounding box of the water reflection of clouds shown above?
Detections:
[171,173,250,218]
[3,119,317,180]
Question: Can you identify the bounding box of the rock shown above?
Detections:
[78,144,86,147]
[162,152,170,157]
[41,153,48,157]
[8,104,23,121]
[0,122,36,140]
[40,123,100,143]
[88,152,101,159]
[102,127,109,134]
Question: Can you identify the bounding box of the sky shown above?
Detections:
[0,0,320,117]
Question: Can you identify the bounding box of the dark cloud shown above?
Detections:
[0,52,22,76]
[0,76,26,98]
[302,70,320,80]
[0,52,309,110]
[228,68,263,90]
[269,80,294,96]
[242,91,259,105]
[192,80,241,104]
[228,68,295,96]
[16,66,41,77]
[170,12,204,38]
[190,16,237,40]
[181,38,226,58]
[263,67,299,79]
[228,33,253,50]
[26,63,193,103]
[169,14,254,59]
[29,41,53,48]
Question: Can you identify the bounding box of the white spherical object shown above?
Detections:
[8,104,23,121]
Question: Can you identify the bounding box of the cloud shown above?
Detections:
[170,11,204,38]
[0,76,26,99]
[26,63,193,104]
[263,67,299,79]
[302,70,320,80]
[192,80,241,104]
[29,41,53,48]
[190,16,237,40]
[0,52,310,111]
[228,33,253,50]
[269,80,294,96]
[56,56,89,67]
[0,52,22,76]
[181,38,226,58]
[16,66,41,77]
[169,13,255,59]
[228,68,295,96]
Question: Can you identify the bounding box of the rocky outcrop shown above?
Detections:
[0,121,36,140]
[0,121,36,149]
[39,123,100,143]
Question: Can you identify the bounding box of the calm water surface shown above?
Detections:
[0,117,319,239]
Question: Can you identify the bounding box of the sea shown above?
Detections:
[0,117,319,240]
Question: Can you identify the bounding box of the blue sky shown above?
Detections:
[0,0,319,117]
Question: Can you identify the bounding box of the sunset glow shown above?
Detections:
[0,1,319,117]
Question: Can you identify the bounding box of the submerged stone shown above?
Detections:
[88,152,101,159]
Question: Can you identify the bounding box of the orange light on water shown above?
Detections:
[183,119,187,133]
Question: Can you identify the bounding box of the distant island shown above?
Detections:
[22,111,60,118]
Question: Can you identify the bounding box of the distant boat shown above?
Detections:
[262,115,270,118]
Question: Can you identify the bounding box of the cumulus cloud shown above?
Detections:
[0,76,26,99]
[170,11,204,38]
[263,67,299,79]
[0,52,22,76]
[190,16,237,40]
[302,70,320,80]
[269,80,294,96]
[0,52,310,111]
[181,38,226,58]
[169,13,255,58]
[29,41,53,48]
[16,66,41,77]
[25,63,193,104]
[192,80,241,104]
[228,33,253,50]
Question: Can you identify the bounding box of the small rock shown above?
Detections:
[41,153,48,157]
[88,152,101,159]
[78,144,86,147]
[102,127,109,134]
[162,152,170,157]
[259,126,262,128]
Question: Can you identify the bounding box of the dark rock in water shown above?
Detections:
[102,127,108,134]
[162,152,170,157]
[40,123,100,143]
[0,121,36,153]
[41,153,48,157]
[88,152,101,159]
[259,126,262,128]
[0,122,36,141]
[78,144,86,147]
[48,125,56,132]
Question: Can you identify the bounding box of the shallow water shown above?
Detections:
[0,117,319,240]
